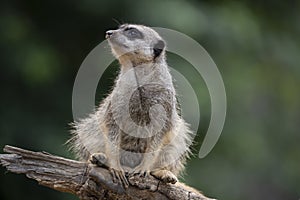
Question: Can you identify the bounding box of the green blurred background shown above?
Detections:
[0,0,299,199]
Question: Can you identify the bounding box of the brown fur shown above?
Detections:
[68,24,193,187]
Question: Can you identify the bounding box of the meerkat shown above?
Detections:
[68,24,193,187]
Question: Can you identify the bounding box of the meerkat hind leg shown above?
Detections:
[151,169,178,184]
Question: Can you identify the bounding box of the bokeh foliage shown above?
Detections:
[0,0,299,200]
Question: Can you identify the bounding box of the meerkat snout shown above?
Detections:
[105,30,114,39]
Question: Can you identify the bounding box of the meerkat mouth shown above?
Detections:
[108,40,130,51]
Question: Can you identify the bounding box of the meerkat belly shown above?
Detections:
[119,135,149,168]
[114,84,175,168]
[118,97,157,169]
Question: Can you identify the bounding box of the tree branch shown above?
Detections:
[0,145,215,200]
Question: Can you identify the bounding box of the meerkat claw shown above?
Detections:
[110,168,129,188]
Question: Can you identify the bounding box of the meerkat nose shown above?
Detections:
[105,30,114,39]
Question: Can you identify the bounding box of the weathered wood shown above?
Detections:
[0,145,215,200]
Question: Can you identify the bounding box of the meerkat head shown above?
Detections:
[105,24,166,67]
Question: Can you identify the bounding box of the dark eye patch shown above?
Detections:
[124,27,134,31]
[123,27,144,40]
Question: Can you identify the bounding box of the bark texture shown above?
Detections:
[0,145,215,200]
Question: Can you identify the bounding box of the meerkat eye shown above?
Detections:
[125,27,138,36]
[124,27,143,39]
[129,30,138,36]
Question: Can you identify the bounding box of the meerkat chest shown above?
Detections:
[110,67,176,132]
[110,83,175,136]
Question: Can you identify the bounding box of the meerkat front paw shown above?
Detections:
[151,169,178,184]
[90,153,129,188]
[89,152,108,168]
[110,167,129,188]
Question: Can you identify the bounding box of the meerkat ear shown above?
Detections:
[153,40,165,59]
